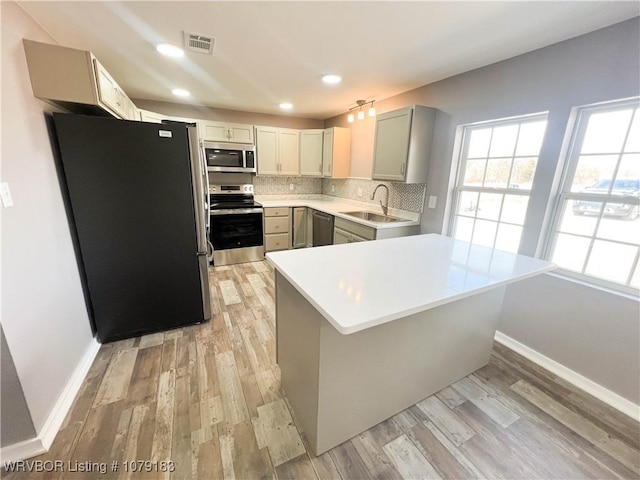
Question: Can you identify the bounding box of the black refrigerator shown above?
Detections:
[53,113,211,343]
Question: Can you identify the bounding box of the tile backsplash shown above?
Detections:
[254,176,426,213]
[253,176,323,195]
[323,179,427,213]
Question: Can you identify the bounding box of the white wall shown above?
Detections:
[1,0,95,444]
[1,325,36,447]
[499,274,639,404]
[326,17,640,406]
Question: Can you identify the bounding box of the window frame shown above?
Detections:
[542,97,640,295]
[448,112,549,254]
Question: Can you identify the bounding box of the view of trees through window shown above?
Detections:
[450,115,547,253]
[449,100,639,293]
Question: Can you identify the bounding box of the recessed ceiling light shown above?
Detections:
[279,103,293,110]
[172,88,190,97]
[156,43,184,58]
[322,74,342,84]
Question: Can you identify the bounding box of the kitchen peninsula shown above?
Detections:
[266,234,555,454]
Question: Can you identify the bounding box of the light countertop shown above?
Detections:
[255,194,420,230]
[266,234,555,335]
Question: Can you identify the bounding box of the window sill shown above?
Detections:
[546,270,640,301]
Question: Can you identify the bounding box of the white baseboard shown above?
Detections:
[494,331,640,422]
[0,438,46,465]
[0,339,101,464]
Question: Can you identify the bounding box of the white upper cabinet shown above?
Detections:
[256,126,299,176]
[138,109,167,123]
[299,127,351,178]
[299,129,324,177]
[372,105,436,183]
[94,60,137,120]
[198,120,254,144]
[138,110,200,126]
[277,129,300,175]
[322,127,351,178]
[256,127,279,175]
[22,39,138,121]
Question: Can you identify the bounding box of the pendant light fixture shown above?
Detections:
[347,99,376,123]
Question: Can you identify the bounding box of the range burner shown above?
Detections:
[209,184,260,206]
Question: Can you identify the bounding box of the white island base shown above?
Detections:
[268,234,555,455]
[276,271,505,455]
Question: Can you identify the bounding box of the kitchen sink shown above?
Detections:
[342,211,404,223]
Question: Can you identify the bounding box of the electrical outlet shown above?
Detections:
[428,195,437,209]
[289,183,294,191]
[331,184,335,193]
[1,182,14,208]
[357,188,363,197]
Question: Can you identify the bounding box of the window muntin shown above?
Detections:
[546,99,640,292]
[450,115,547,253]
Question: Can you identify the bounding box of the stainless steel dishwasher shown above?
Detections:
[312,210,334,246]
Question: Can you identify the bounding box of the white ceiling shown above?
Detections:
[17,1,639,120]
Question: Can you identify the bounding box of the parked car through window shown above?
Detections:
[572,178,640,219]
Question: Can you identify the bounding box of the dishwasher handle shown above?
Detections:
[313,210,332,222]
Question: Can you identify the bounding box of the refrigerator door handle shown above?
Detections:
[187,125,208,256]
[201,139,211,232]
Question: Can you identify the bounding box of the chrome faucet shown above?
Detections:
[371,184,390,216]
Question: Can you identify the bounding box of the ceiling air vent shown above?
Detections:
[183,31,215,55]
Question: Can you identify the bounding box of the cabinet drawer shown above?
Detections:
[265,216,290,234]
[264,207,290,217]
[265,233,290,251]
[335,217,376,240]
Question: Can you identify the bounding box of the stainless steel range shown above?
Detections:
[209,184,264,266]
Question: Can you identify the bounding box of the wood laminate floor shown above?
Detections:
[4,261,639,479]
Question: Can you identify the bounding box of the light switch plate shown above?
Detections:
[1,182,14,208]
[289,183,294,191]
[428,195,437,209]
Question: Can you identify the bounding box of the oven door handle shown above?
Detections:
[210,208,264,215]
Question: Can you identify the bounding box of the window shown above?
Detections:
[545,99,639,292]
[449,114,547,253]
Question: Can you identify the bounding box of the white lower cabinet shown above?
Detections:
[333,228,352,245]
[292,207,309,248]
[333,217,375,244]
[264,207,291,252]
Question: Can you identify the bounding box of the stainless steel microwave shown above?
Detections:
[203,141,256,173]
